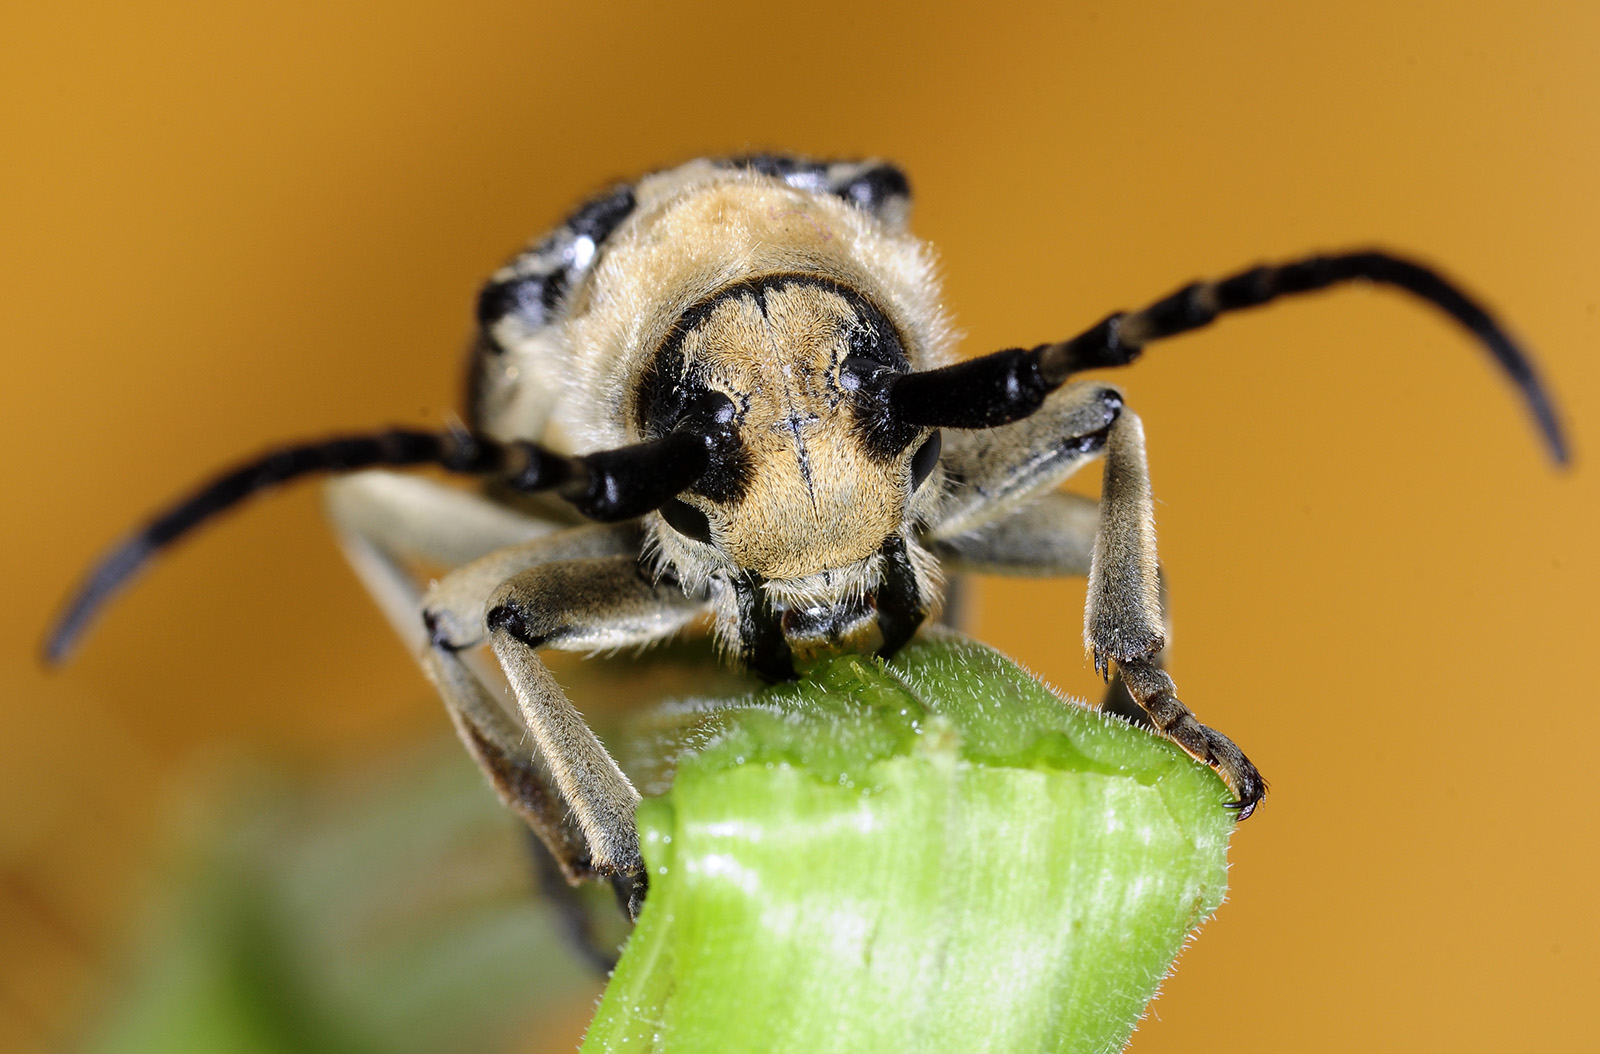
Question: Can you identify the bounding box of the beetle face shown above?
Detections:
[643,274,935,575]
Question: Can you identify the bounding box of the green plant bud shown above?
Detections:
[587,633,1237,1053]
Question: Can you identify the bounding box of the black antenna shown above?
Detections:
[886,250,1569,464]
[43,426,712,665]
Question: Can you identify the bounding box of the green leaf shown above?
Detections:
[588,634,1236,1054]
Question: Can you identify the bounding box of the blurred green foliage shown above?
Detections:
[84,743,599,1054]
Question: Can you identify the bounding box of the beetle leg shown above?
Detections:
[484,556,702,901]
[932,392,1259,813]
[929,389,1165,718]
[930,487,1167,729]
[929,382,1123,541]
[1097,562,1169,732]
[323,470,561,651]
[419,525,645,889]
[423,536,704,916]
[1087,409,1264,817]
[422,642,600,881]
[929,490,1099,577]
[326,476,660,945]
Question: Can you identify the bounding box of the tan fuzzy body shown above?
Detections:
[560,167,956,450]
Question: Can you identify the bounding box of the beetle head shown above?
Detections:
[638,273,943,649]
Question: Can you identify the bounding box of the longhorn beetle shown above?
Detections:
[46,155,1568,920]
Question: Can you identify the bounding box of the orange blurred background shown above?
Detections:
[3,1,1597,1050]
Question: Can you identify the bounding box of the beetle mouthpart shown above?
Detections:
[780,593,881,664]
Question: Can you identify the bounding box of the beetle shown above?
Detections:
[45,154,1567,921]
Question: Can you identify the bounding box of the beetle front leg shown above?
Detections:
[422,644,601,882]
[324,470,561,651]
[485,555,705,914]
[425,546,703,916]
[1088,409,1264,817]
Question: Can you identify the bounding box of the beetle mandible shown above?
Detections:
[45,154,1568,918]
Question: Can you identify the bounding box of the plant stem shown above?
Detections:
[586,633,1236,1053]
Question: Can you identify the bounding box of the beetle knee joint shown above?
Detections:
[485,601,552,648]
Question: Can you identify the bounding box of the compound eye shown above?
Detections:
[660,498,713,543]
[910,431,941,490]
